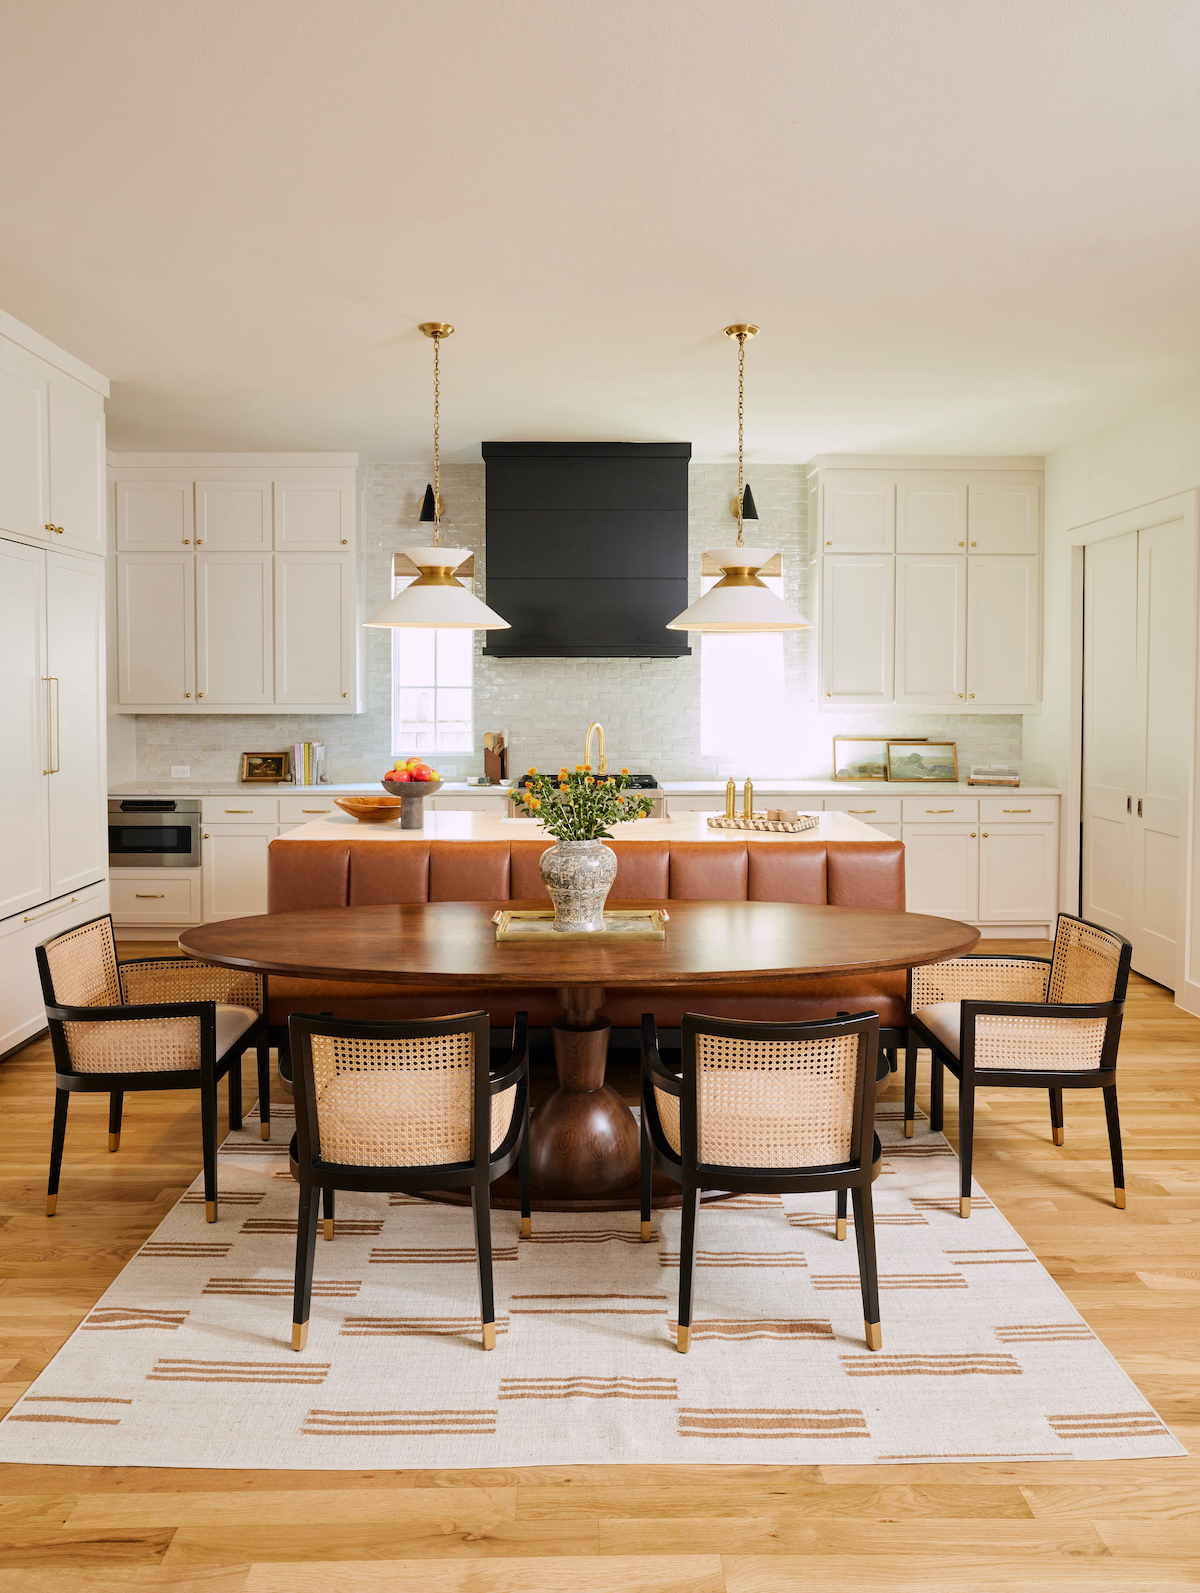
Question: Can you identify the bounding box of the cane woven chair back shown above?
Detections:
[1048,916,1125,1005]
[910,956,1050,1009]
[119,959,263,1011]
[693,1029,860,1169]
[42,917,122,1009]
[307,1025,515,1168]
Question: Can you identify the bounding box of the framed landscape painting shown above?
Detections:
[833,737,927,781]
[886,742,959,781]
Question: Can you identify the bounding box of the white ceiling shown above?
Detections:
[2,0,1199,461]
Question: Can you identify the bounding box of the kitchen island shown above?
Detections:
[272,809,887,844]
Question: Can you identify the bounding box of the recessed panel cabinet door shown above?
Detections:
[901,823,979,920]
[0,345,49,540]
[275,552,355,704]
[821,555,894,704]
[967,479,1040,554]
[895,477,967,553]
[978,824,1056,923]
[116,479,194,549]
[45,551,106,897]
[274,480,351,548]
[821,473,895,552]
[1081,532,1138,941]
[0,538,51,917]
[196,552,273,705]
[895,555,966,704]
[195,480,272,548]
[966,555,1040,706]
[47,377,105,554]
[117,553,195,705]
[201,825,274,920]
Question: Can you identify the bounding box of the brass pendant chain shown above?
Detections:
[432,333,442,548]
[736,331,745,547]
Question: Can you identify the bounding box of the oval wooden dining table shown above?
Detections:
[179,900,979,1212]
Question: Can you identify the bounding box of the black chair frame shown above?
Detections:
[287,1008,531,1351]
[641,1009,884,1352]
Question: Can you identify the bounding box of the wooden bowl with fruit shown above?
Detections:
[381,758,443,828]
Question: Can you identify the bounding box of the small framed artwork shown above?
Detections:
[833,737,926,781]
[240,751,290,783]
[887,742,959,781]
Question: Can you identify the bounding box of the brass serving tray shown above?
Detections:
[493,909,668,941]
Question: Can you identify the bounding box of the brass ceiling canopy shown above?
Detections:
[418,322,455,338]
[724,323,759,339]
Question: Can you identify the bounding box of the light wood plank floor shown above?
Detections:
[0,939,1196,1590]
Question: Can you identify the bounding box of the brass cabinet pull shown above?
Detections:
[184,692,191,698]
[183,538,191,544]
[195,537,203,545]
[24,895,78,923]
[1003,808,1031,813]
[982,831,988,838]
[848,808,876,814]
[203,832,210,839]
[957,693,963,698]
[224,808,253,813]
[969,692,975,698]
[970,832,977,838]
[342,691,348,698]
[197,692,204,698]
[302,808,330,813]
[134,893,165,899]
[927,808,954,814]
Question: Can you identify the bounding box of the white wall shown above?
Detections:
[1025,377,1200,791]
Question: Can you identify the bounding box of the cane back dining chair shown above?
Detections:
[904,913,1133,1217]
[36,914,271,1221]
[641,1009,884,1353]
[287,1009,531,1352]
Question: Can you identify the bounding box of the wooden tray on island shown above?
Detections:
[707,813,819,833]
[492,908,668,941]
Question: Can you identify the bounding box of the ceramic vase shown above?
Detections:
[539,839,618,932]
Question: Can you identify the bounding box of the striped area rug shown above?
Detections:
[0,1103,1181,1467]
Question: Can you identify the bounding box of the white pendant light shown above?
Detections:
[364,323,510,632]
[667,324,811,634]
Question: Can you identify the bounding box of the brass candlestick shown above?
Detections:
[743,777,754,819]
[725,776,737,818]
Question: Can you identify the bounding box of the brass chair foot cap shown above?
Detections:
[260,1122,270,1141]
[46,1194,57,1217]
[960,1197,971,1219]
[292,1321,308,1352]
[1053,1126,1065,1146]
[835,1218,847,1241]
[482,1322,496,1351]
[864,1320,883,1351]
[676,1326,690,1353]
[904,1120,914,1138]
[1115,1187,1127,1209]
[323,1218,334,1241]
[520,1217,531,1238]
[205,1200,217,1223]
[108,1132,120,1152]
[640,1220,653,1242]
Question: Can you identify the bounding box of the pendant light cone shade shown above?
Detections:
[364,547,511,629]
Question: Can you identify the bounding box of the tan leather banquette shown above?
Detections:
[266,836,907,1033]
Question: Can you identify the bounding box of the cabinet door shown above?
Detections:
[821,555,894,704]
[116,553,195,706]
[196,552,273,705]
[895,555,967,705]
[0,343,49,540]
[48,377,105,553]
[978,823,1056,924]
[201,824,275,920]
[46,551,107,897]
[0,880,106,1056]
[896,477,967,553]
[116,478,194,549]
[901,823,979,920]
[274,480,352,549]
[966,555,1040,706]
[195,479,272,549]
[275,552,355,705]
[0,537,51,917]
[821,473,894,552]
[967,479,1040,554]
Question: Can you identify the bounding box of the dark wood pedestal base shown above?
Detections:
[526,1015,641,1200]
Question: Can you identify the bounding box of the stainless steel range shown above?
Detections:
[108,799,200,868]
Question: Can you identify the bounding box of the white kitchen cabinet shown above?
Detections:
[0,880,107,1058]
[895,555,967,705]
[116,478,195,549]
[275,479,352,549]
[0,537,51,918]
[275,551,356,705]
[47,377,105,554]
[0,342,48,541]
[201,824,275,921]
[45,552,107,898]
[277,796,339,822]
[902,822,980,920]
[978,823,1057,924]
[824,794,901,824]
[821,555,894,703]
[965,554,1040,706]
[117,552,195,705]
[195,551,273,705]
[821,473,895,552]
[194,479,272,549]
[109,870,201,927]
[895,476,967,554]
[968,478,1040,554]
[662,795,729,813]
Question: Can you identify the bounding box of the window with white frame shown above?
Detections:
[390,570,474,754]
[699,569,794,764]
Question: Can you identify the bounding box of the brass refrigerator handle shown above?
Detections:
[41,677,60,774]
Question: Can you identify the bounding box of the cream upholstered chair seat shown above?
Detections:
[216,1005,260,1053]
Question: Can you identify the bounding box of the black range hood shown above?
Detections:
[481,441,691,658]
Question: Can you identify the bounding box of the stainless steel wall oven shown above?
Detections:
[108,799,200,868]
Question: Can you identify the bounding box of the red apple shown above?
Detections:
[390,770,412,782]
[411,763,433,782]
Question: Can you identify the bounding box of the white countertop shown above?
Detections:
[271,810,891,844]
[109,779,1060,798]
